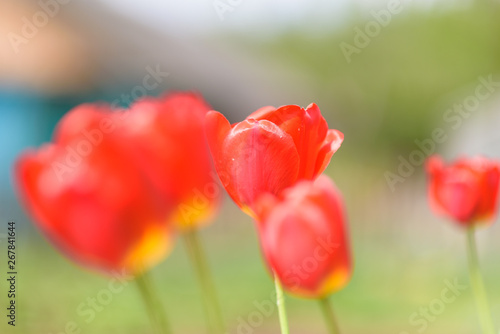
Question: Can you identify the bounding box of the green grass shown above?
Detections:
[5,196,500,334]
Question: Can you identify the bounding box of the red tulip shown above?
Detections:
[122,92,221,230]
[426,155,500,227]
[257,175,352,298]
[15,105,174,274]
[206,103,343,216]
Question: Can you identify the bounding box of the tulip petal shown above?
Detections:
[250,103,338,179]
[227,119,300,211]
[476,164,500,222]
[314,129,344,177]
[247,106,276,119]
[15,146,60,234]
[206,111,232,160]
[206,110,233,187]
[249,104,305,147]
[54,104,120,145]
[207,111,300,212]
[438,173,480,223]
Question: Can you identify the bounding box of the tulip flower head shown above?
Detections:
[206,103,343,217]
[123,92,221,231]
[257,175,352,299]
[15,105,174,275]
[426,155,500,227]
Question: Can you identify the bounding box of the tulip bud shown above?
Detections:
[257,175,352,298]
[426,155,500,227]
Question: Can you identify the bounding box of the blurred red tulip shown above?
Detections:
[123,92,221,230]
[206,103,343,217]
[257,175,352,298]
[15,105,174,274]
[426,155,500,227]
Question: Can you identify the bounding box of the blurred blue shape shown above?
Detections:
[0,89,71,223]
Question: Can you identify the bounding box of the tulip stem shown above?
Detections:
[136,270,172,334]
[274,274,290,334]
[466,227,496,334]
[319,297,341,334]
[183,230,225,334]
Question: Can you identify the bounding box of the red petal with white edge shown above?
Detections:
[206,111,300,211]
[247,106,277,119]
[314,129,344,178]
[250,103,337,179]
[226,119,300,210]
[206,110,232,186]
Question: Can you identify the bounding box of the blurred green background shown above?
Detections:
[1,0,500,333]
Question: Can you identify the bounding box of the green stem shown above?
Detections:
[183,230,225,334]
[274,274,290,334]
[136,270,172,334]
[466,227,496,334]
[319,297,341,334]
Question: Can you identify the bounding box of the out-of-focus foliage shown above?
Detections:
[243,3,500,157]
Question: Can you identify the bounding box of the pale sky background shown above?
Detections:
[97,0,468,35]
